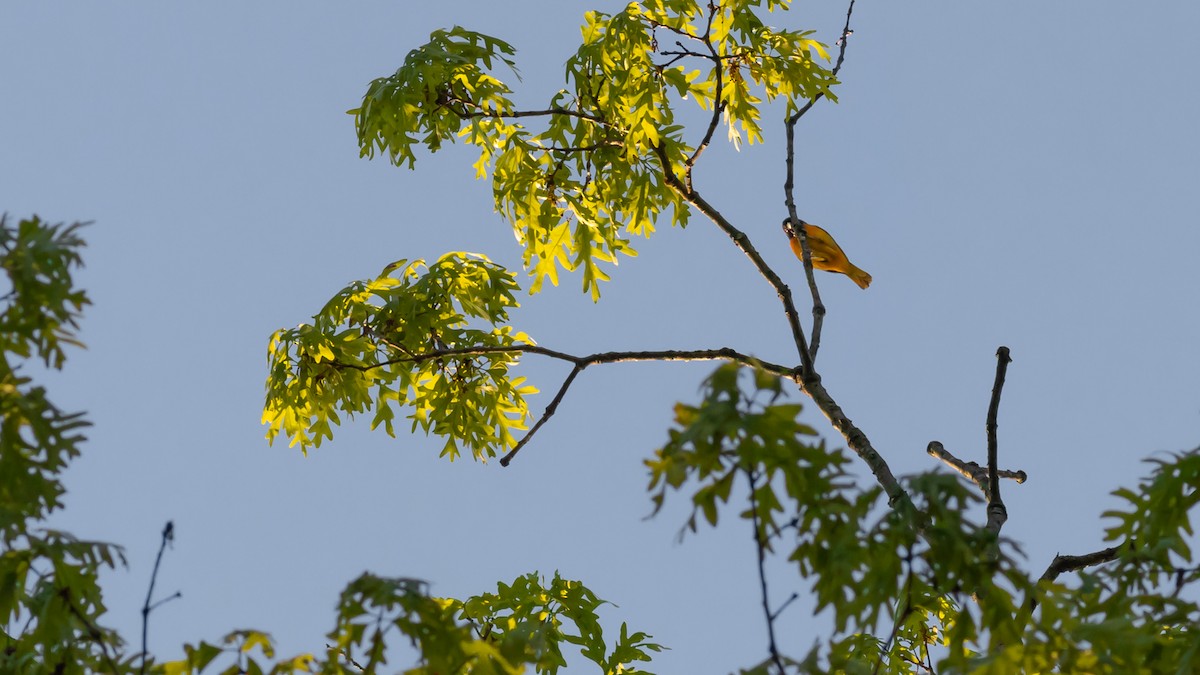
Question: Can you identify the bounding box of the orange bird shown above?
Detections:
[782,218,871,290]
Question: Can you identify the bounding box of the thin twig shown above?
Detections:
[686,2,725,169]
[746,469,787,674]
[440,94,613,129]
[787,218,826,363]
[141,520,178,674]
[500,364,583,466]
[782,0,857,362]
[327,644,367,672]
[651,141,908,505]
[787,0,857,127]
[926,441,1027,491]
[62,589,122,675]
[769,592,799,622]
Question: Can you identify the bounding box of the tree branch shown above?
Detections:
[333,344,791,466]
[746,468,787,674]
[926,441,1028,490]
[1040,546,1121,583]
[782,0,858,363]
[653,144,814,375]
[787,0,857,127]
[984,346,1012,534]
[652,143,908,507]
[141,520,179,674]
[440,93,613,129]
[336,344,787,376]
[783,216,826,364]
[685,3,726,170]
[500,364,582,466]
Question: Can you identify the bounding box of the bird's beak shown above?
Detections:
[781,218,795,237]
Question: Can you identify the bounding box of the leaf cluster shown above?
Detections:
[1,215,129,673]
[263,253,537,460]
[644,364,1054,671]
[348,1,835,300]
[166,572,662,674]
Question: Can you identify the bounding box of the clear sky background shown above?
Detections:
[3,2,1199,672]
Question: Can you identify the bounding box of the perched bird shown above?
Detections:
[782,218,871,289]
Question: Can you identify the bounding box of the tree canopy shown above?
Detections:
[5,1,1200,673]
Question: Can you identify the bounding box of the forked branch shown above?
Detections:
[140,521,180,675]
[927,441,1028,491]
[334,345,790,467]
[782,0,859,361]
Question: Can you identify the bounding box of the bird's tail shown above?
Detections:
[848,266,872,290]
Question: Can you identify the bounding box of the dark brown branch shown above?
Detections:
[746,469,787,674]
[786,217,826,363]
[644,18,704,44]
[803,375,907,506]
[335,345,789,466]
[1040,546,1121,583]
[500,364,582,466]
[652,143,907,506]
[769,592,799,622]
[685,3,726,169]
[546,141,623,154]
[335,344,786,376]
[782,0,858,362]
[926,441,1027,490]
[141,521,178,674]
[984,346,1012,533]
[653,144,813,375]
[787,0,857,126]
[440,93,612,129]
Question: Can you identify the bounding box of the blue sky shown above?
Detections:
[3,2,1199,672]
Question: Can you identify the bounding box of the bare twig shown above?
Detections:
[746,469,787,674]
[500,364,582,466]
[787,0,857,127]
[334,345,790,466]
[802,375,907,505]
[337,344,788,377]
[327,644,367,672]
[984,347,1012,533]
[686,3,725,169]
[1040,546,1121,583]
[784,217,826,363]
[439,94,613,129]
[653,144,814,375]
[769,592,799,622]
[782,0,859,359]
[141,520,179,674]
[926,441,1027,490]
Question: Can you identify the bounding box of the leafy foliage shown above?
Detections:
[263,253,537,460]
[166,572,662,674]
[1,214,130,673]
[349,2,835,300]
